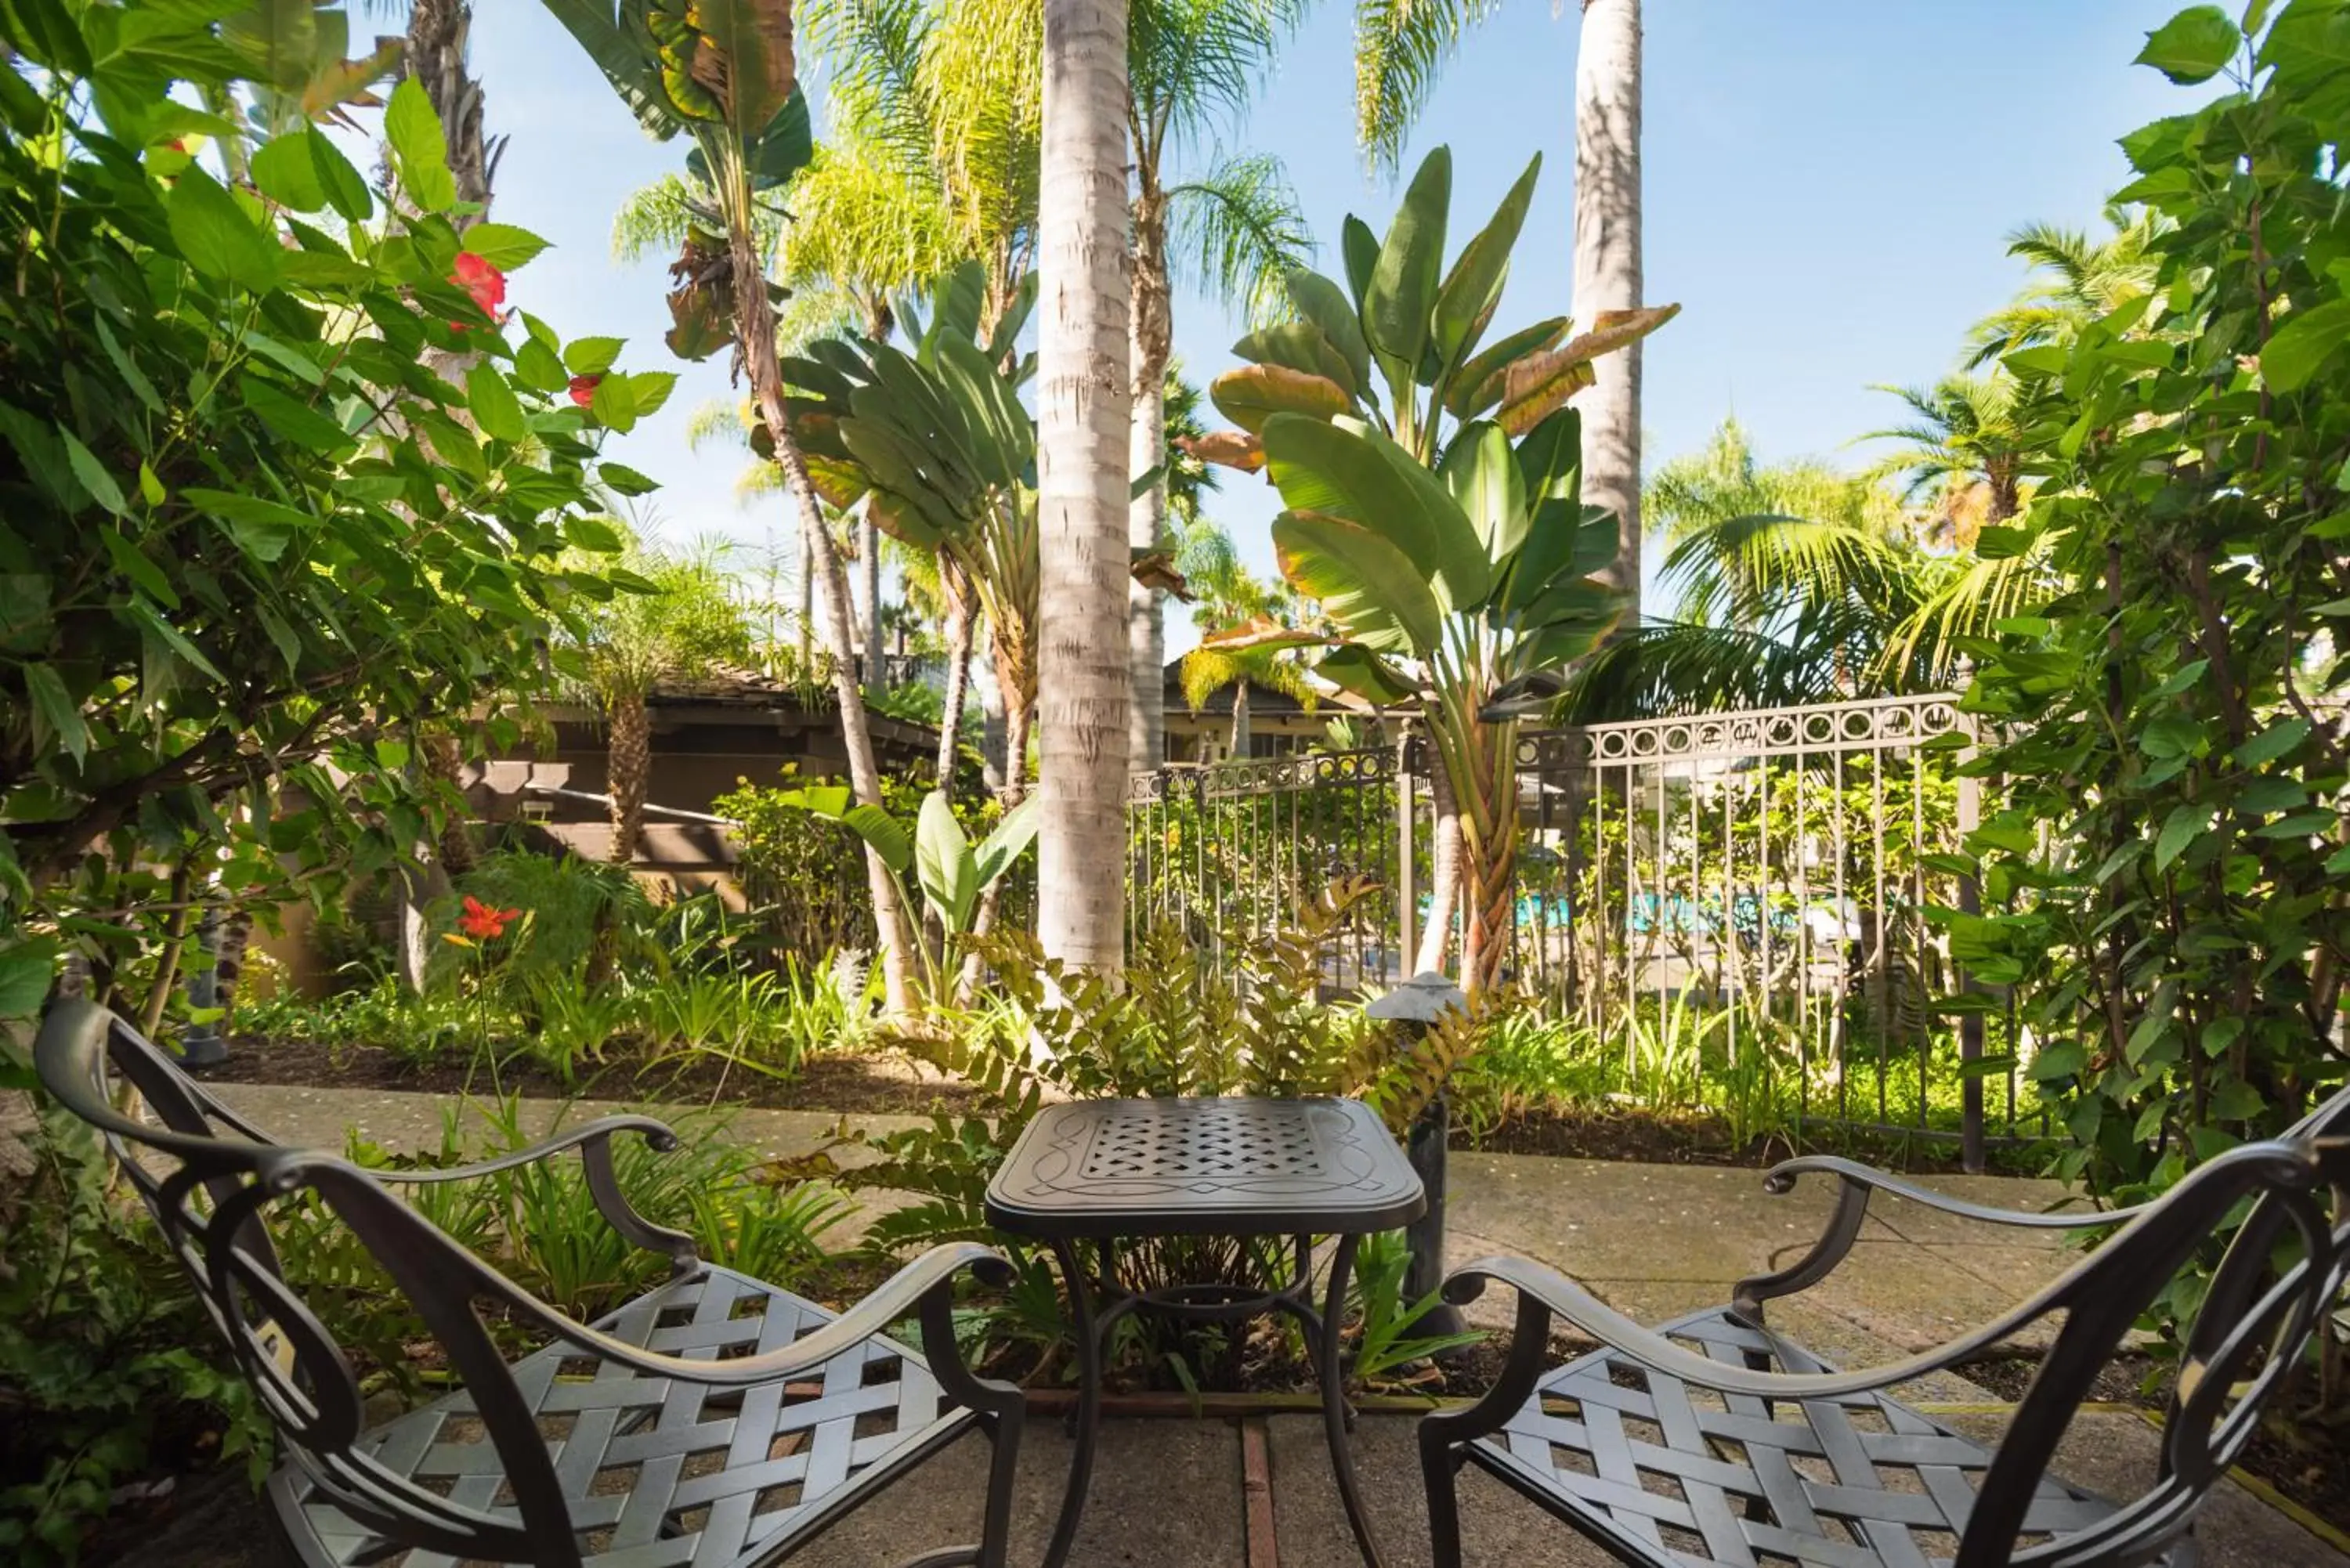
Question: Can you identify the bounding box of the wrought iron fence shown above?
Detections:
[1126,747,1405,995]
[1126,693,2044,1163]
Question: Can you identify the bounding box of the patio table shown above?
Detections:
[985,1096,1426,1568]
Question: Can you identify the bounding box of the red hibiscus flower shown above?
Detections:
[568,374,604,409]
[457,895,521,941]
[450,252,507,322]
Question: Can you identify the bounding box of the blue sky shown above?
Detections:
[463,2,2196,645]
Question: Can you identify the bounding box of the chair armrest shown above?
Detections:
[488,1241,1016,1389]
[377,1115,700,1276]
[1762,1155,2140,1229]
[1441,1255,2044,1404]
[1731,1155,2136,1321]
[376,1115,684,1183]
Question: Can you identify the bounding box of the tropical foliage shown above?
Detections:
[545,0,923,1011]
[559,546,755,864]
[0,2,649,1022]
[1951,4,2350,1366]
[1192,146,1675,988]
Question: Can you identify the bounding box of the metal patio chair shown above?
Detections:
[34,998,1025,1568]
[1419,1097,2350,1568]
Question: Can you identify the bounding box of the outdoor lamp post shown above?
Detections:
[1367,970,1470,1342]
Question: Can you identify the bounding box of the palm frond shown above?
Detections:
[1166,153,1315,328]
[1131,0,1304,164]
[1351,0,1498,175]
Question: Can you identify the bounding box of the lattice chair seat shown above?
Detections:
[34,1000,1026,1568]
[1472,1310,2124,1568]
[280,1267,972,1568]
[1421,1096,2350,1568]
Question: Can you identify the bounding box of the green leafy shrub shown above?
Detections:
[0,2,661,1021]
[1952,5,2350,1372]
[0,1063,265,1566]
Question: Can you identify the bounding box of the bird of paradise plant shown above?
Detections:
[1189,146,1676,990]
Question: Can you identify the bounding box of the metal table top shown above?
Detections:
[984,1096,1426,1241]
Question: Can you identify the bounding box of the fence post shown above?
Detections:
[1397,728,1417,973]
[1956,738,1987,1175]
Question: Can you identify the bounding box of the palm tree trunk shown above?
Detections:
[421,727,476,875]
[936,558,974,793]
[1128,184,1172,775]
[1228,679,1250,758]
[795,512,814,668]
[1415,754,1462,976]
[729,222,916,1013]
[608,695,650,865]
[407,0,492,213]
[1574,0,1643,630]
[1036,0,1133,972]
[859,506,884,682]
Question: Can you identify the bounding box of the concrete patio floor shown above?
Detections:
[185,1082,2348,1566]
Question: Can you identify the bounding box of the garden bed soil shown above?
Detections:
[204,1037,2037,1174]
[202,1033,995,1118]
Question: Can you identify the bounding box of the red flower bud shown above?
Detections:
[569,374,604,409]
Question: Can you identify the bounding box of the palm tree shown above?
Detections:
[1965,205,2164,367]
[1862,373,2031,547]
[544,0,920,1013]
[1036,0,1133,973]
[1170,519,1315,757]
[562,547,754,864]
[1566,420,2048,721]
[804,0,1043,331]
[1126,0,1314,771]
[1353,0,1647,626]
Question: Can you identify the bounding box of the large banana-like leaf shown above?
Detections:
[1209,364,1352,435]
[915,790,977,934]
[1430,152,1541,384]
[1315,644,1421,705]
[540,1,685,140]
[1272,510,1441,655]
[1513,404,1582,506]
[920,261,990,361]
[973,794,1042,890]
[1340,215,1380,311]
[1439,420,1528,565]
[1499,305,1682,434]
[1200,615,1332,653]
[986,273,1041,367]
[1364,147,1451,388]
[1285,269,1372,396]
[1445,316,1568,421]
[1233,323,1361,400]
[1261,413,1489,612]
[1177,430,1267,474]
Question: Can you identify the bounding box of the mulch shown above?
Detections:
[199,1032,995,1118]
[201,1034,2041,1173]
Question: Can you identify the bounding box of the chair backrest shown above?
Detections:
[1958,1094,2350,1568]
[34,999,589,1568]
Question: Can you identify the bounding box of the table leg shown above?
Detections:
[1043,1236,1101,1568]
[1315,1232,1384,1568]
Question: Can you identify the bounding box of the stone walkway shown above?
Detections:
[189,1082,2346,1566]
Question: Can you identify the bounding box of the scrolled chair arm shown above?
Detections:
[1730,1154,2140,1322]
[305,1142,1017,1389]
[486,1236,1016,1389]
[373,1115,686,1183]
[372,1115,702,1274]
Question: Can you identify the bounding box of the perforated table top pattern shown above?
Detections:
[985,1097,1426,1239]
